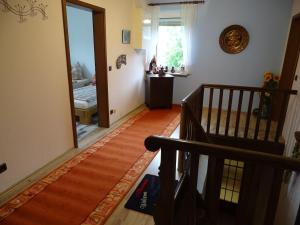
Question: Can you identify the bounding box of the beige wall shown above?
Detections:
[275,0,300,224]
[0,0,145,193]
[292,0,300,14]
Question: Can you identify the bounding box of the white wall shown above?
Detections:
[172,0,293,103]
[66,6,95,79]
[0,0,145,193]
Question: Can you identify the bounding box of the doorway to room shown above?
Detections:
[62,0,109,147]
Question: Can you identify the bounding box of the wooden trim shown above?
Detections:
[264,168,284,225]
[0,146,77,206]
[236,163,261,225]
[273,13,300,120]
[93,10,110,128]
[244,90,254,138]
[148,1,205,6]
[61,0,78,147]
[216,89,223,135]
[61,0,110,147]
[207,134,285,155]
[279,13,300,89]
[67,0,105,12]
[145,136,300,171]
[201,83,298,94]
[235,90,243,137]
[295,131,300,142]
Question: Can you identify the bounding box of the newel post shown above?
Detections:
[154,147,176,225]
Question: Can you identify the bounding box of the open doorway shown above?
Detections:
[62,0,109,147]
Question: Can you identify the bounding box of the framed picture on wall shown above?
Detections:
[122,30,131,44]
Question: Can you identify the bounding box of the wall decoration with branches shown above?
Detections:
[0,0,48,23]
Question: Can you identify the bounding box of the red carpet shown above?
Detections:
[0,107,180,225]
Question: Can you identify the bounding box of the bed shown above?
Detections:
[73,85,97,125]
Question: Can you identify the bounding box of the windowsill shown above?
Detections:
[166,72,190,77]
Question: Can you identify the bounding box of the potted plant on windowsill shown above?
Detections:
[253,72,280,119]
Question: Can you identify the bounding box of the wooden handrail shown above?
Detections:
[201,83,298,94]
[145,135,300,171]
[182,84,297,144]
[181,86,202,104]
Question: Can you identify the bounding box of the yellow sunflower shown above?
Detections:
[264,72,273,82]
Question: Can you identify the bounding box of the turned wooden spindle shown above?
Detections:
[295,131,300,142]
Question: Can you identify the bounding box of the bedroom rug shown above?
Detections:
[0,106,180,225]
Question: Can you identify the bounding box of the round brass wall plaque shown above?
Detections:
[219,25,249,54]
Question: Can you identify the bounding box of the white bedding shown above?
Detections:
[72,79,91,89]
[73,85,97,109]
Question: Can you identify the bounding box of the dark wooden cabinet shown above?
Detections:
[145,74,174,108]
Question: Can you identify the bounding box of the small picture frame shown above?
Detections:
[122,30,131,44]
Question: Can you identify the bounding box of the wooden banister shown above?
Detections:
[201,83,298,94]
[295,131,300,142]
[185,84,298,143]
[175,83,298,224]
[145,136,300,171]
[154,146,177,225]
[145,135,300,224]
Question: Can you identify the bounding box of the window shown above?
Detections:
[142,5,197,74]
[157,18,184,70]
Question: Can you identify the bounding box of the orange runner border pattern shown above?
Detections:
[0,109,180,225]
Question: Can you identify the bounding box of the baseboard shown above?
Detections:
[0,147,78,206]
[0,104,146,207]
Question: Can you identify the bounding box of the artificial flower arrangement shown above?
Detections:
[253,72,280,118]
[263,72,280,91]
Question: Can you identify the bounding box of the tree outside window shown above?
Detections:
[157,25,184,70]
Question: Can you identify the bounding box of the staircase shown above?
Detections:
[144,84,300,225]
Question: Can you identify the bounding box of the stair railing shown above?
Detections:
[145,135,300,225]
[177,84,298,225]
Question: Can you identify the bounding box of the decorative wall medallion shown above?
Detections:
[0,0,48,23]
[219,25,249,54]
[116,55,127,69]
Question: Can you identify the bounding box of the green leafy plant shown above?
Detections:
[253,72,280,118]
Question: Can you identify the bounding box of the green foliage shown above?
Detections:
[157,26,184,69]
[165,35,183,68]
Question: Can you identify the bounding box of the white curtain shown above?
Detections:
[142,6,160,66]
[181,4,199,73]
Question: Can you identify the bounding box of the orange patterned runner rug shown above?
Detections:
[0,106,180,225]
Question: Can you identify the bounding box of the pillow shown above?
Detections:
[71,63,84,80]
